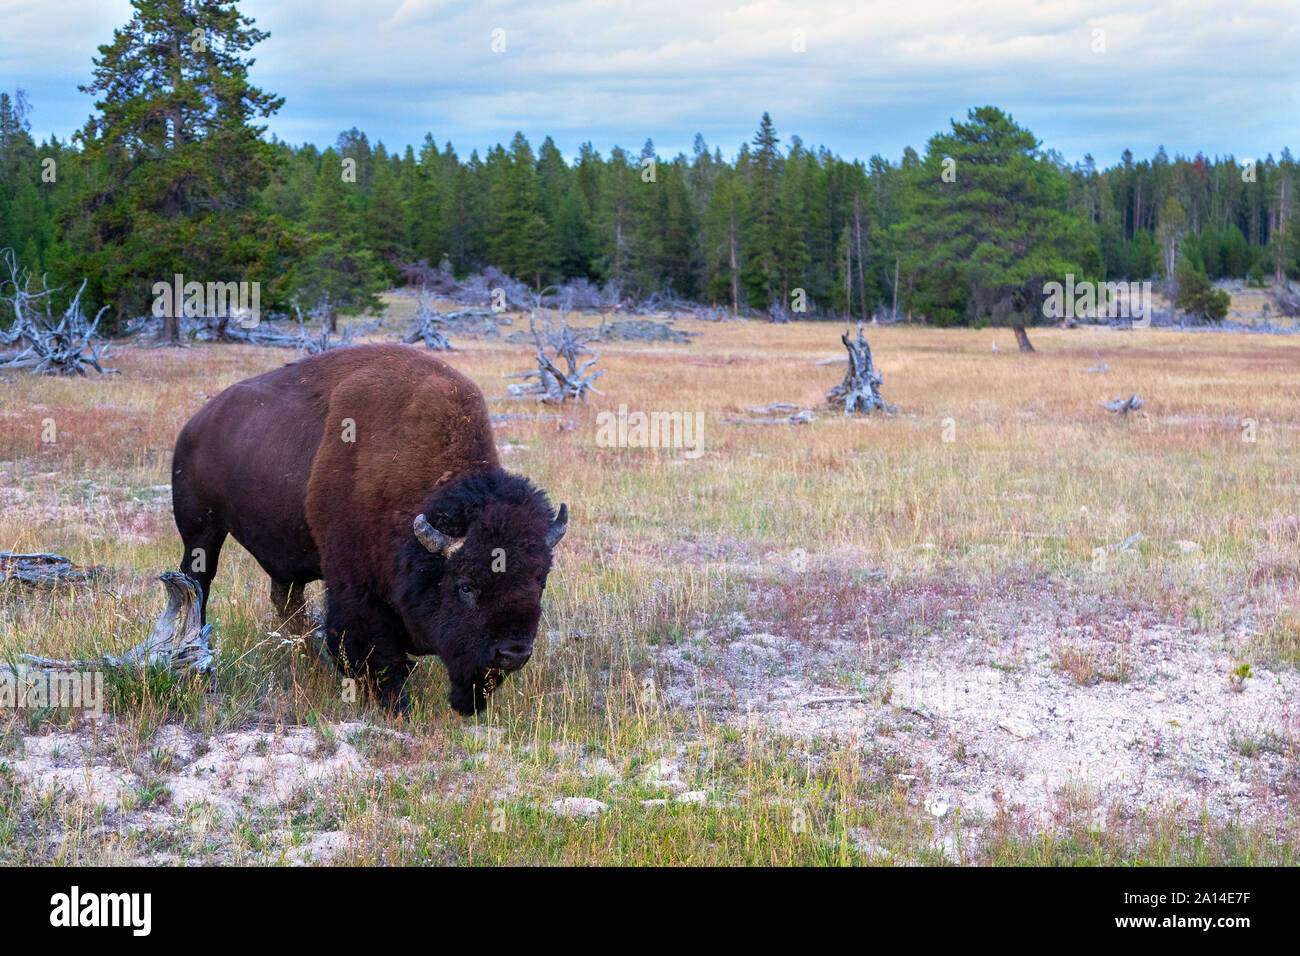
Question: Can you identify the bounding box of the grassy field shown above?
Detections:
[1,296,1298,865]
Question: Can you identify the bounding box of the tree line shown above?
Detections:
[0,0,1296,337]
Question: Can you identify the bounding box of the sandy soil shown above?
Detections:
[657,603,1298,834]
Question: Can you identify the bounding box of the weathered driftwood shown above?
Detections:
[0,251,117,376]
[0,552,107,587]
[507,313,605,403]
[721,403,818,425]
[402,294,452,350]
[281,314,376,353]
[804,695,866,707]
[489,412,563,425]
[125,307,378,354]
[1108,531,1143,552]
[1269,284,1300,318]
[1099,393,1143,415]
[827,321,894,414]
[0,572,216,687]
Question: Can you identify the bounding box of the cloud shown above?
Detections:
[4,0,1297,164]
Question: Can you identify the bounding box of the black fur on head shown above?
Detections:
[396,467,567,715]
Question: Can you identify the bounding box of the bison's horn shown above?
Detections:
[413,514,462,556]
[546,503,569,549]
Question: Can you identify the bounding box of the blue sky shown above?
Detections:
[3,0,1297,167]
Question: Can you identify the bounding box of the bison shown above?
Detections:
[170,343,567,715]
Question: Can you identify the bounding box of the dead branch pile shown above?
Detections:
[286,315,377,354]
[125,308,379,353]
[1269,283,1300,318]
[506,313,605,403]
[1099,393,1143,415]
[401,294,452,350]
[827,321,894,414]
[0,250,117,375]
[395,258,461,295]
[390,262,738,320]
[595,318,695,343]
[456,266,536,312]
[557,277,623,313]
[0,552,107,587]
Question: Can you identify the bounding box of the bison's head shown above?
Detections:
[399,470,567,715]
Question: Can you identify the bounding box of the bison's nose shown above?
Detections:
[495,641,533,669]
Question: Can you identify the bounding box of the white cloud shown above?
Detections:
[3,0,1296,163]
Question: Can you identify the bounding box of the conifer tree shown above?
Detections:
[892,106,1097,349]
[294,148,385,331]
[65,0,293,338]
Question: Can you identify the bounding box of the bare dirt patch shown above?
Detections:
[654,569,1299,839]
[7,720,371,820]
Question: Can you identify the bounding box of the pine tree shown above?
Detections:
[0,90,40,263]
[408,134,445,265]
[294,148,385,331]
[702,165,745,312]
[489,133,550,287]
[1174,257,1229,322]
[64,0,293,338]
[775,143,810,313]
[892,106,1097,349]
[365,149,409,270]
[599,146,635,288]
[740,113,783,311]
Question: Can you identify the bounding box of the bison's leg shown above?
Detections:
[173,470,227,625]
[324,589,414,712]
[175,529,225,625]
[270,579,312,632]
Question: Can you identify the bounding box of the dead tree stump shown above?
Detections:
[827,321,895,414]
[402,294,452,350]
[0,572,216,693]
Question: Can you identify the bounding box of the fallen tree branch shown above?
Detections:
[804,695,866,707]
[1109,531,1143,552]
[0,552,107,586]
[0,572,216,688]
[506,310,606,403]
[1099,393,1143,415]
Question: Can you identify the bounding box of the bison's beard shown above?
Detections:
[447,667,504,715]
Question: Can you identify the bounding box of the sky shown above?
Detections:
[2,0,1297,168]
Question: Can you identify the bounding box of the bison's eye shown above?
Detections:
[457,583,478,605]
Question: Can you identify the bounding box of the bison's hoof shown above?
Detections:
[382,692,411,716]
